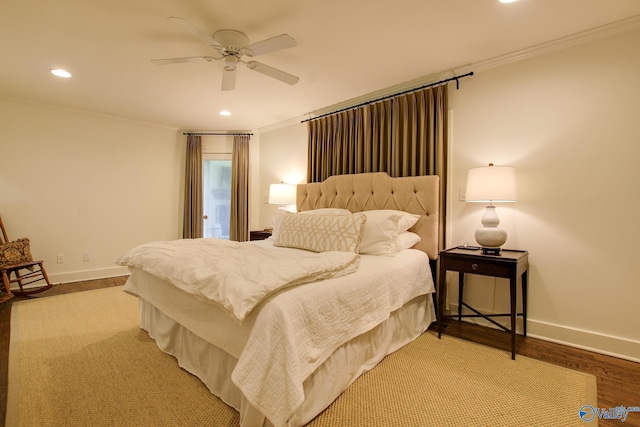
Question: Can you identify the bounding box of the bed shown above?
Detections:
[118,172,440,427]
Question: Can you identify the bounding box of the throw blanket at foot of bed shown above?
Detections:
[116,238,360,321]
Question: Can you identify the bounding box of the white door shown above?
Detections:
[203,154,232,239]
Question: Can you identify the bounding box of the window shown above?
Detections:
[203,154,232,239]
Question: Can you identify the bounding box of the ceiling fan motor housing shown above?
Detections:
[213,29,250,52]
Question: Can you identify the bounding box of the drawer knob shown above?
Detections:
[472,263,479,271]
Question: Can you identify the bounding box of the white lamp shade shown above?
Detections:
[465,165,517,203]
[268,183,296,205]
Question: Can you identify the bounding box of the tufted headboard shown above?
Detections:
[297,172,440,260]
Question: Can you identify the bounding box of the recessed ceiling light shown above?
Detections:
[51,69,72,78]
[219,110,231,116]
[499,0,518,3]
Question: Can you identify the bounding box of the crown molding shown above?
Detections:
[257,115,308,133]
[308,14,640,119]
[454,13,640,76]
[0,94,180,131]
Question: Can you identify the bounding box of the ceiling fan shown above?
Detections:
[151,17,299,91]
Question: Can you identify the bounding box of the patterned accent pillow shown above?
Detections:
[271,208,351,241]
[299,208,351,216]
[0,238,33,266]
[274,212,366,253]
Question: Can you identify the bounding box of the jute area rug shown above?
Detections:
[7,286,597,427]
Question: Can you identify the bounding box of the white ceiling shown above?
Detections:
[2,0,640,131]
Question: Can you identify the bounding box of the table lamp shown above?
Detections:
[268,183,296,209]
[465,163,517,254]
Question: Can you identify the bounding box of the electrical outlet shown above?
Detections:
[56,254,64,264]
[82,251,91,262]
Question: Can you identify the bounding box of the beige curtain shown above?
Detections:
[307,84,448,249]
[391,85,448,250]
[183,135,203,238]
[362,99,394,174]
[230,134,250,241]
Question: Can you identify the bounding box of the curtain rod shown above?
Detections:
[301,71,474,123]
[183,132,253,136]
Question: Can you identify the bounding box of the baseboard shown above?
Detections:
[528,319,640,364]
[48,266,130,284]
[449,303,640,363]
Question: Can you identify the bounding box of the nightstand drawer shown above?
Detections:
[443,258,512,277]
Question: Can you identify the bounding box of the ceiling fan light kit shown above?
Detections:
[152,17,299,91]
[224,56,239,71]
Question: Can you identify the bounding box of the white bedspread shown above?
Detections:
[116,238,359,320]
[236,244,433,427]
[123,241,434,427]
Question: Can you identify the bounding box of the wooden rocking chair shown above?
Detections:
[0,215,53,302]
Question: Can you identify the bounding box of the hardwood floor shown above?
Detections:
[1,278,639,427]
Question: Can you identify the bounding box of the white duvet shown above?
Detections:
[116,238,360,321]
[122,240,434,427]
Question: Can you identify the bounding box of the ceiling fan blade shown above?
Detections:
[167,16,223,49]
[221,67,237,91]
[243,34,296,57]
[151,56,217,65]
[247,61,299,85]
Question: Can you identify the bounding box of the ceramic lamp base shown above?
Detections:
[474,205,507,252]
[475,227,507,249]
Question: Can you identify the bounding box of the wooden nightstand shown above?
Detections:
[437,247,529,360]
[249,230,272,241]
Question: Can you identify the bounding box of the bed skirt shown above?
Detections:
[139,294,435,427]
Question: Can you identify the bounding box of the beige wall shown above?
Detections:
[447,26,640,361]
[256,122,308,229]
[255,27,640,361]
[0,98,183,282]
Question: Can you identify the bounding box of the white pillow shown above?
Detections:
[387,210,421,232]
[357,210,421,255]
[396,232,421,251]
[274,211,366,253]
[358,211,403,255]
